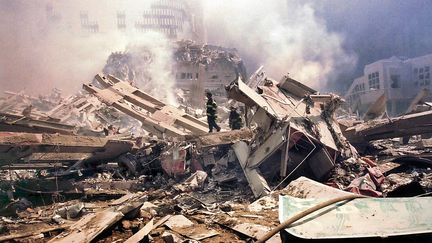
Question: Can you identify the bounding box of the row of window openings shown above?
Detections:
[368,71,380,90]
[135,27,177,37]
[178,73,199,79]
[414,66,430,74]
[143,9,185,20]
[353,68,432,95]
[151,1,187,12]
[80,13,183,30]
[177,73,222,80]
[135,17,184,27]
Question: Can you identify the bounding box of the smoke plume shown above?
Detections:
[114,33,177,105]
[203,0,357,89]
[0,0,176,102]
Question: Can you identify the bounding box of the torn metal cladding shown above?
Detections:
[362,93,387,121]
[226,75,350,197]
[83,74,208,139]
[405,88,430,114]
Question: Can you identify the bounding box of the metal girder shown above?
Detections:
[84,74,208,138]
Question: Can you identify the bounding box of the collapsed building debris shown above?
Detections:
[343,110,432,146]
[84,74,209,138]
[102,40,247,108]
[226,75,353,197]
[0,132,134,170]
[1,67,432,242]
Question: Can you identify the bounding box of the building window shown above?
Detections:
[418,66,431,86]
[196,73,199,79]
[390,75,400,88]
[210,75,218,79]
[80,11,89,26]
[80,11,99,33]
[117,12,126,30]
[368,71,380,90]
[181,73,186,79]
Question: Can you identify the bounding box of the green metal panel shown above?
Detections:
[279,195,432,239]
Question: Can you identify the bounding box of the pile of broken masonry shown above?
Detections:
[0,70,431,242]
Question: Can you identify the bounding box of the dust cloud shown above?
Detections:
[0,0,357,97]
[203,0,357,88]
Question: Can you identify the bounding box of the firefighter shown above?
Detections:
[206,92,221,132]
[229,106,243,130]
[22,104,33,117]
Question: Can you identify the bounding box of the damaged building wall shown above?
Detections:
[346,53,432,117]
[29,0,205,41]
[174,41,247,100]
[226,73,353,197]
[102,40,247,108]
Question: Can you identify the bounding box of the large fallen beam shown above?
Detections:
[0,112,76,135]
[185,128,254,148]
[46,95,100,122]
[344,110,432,145]
[83,74,208,138]
[0,132,134,167]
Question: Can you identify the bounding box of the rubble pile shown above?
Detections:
[102,40,247,108]
[0,70,431,242]
[174,40,247,81]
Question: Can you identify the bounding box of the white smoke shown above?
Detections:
[125,32,177,105]
[0,0,179,103]
[203,0,357,88]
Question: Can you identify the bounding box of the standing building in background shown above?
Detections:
[345,54,432,116]
[44,0,205,42]
[9,0,244,106]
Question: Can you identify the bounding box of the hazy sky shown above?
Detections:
[1,0,432,95]
[306,0,432,91]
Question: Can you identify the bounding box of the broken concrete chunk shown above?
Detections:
[232,141,271,198]
[164,215,194,229]
[56,202,84,219]
[173,170,208,192]
[233,223,281,243]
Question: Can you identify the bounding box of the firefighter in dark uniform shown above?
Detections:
[229,106,243,130]
[206,92,221,132]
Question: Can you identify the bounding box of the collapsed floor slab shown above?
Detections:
[84,74,208,139]
[344,110,432,146]
[0,132,134,169]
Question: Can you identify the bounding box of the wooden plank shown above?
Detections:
[0,163,69,170]
[0,225,70,241]
[49,208,124,243]
[124,218,154,243]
